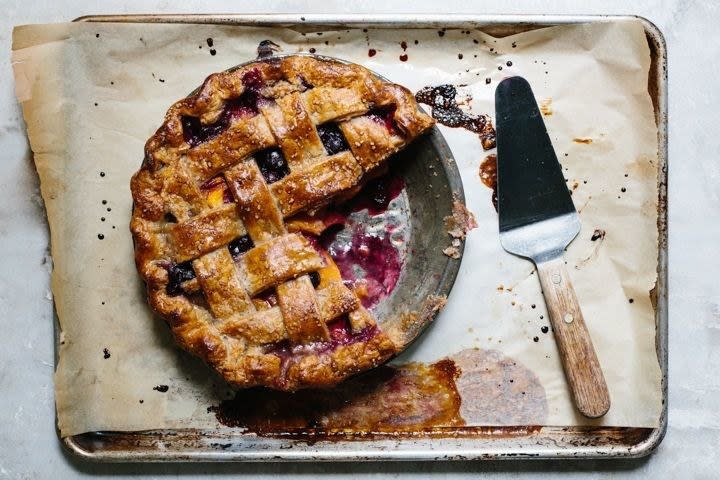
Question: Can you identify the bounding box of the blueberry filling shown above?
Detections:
[308,271,321,288]
[228,235,254,259]
[298,75,314,91]
[241,68,264,93]
[367,105,399,135]
[266,315,378,360]
[182,115,228,147]
[317,123,349,155]
[255,149,290,184]
[166,261,196,296]
[182,68,266,147]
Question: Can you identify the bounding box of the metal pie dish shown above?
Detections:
[192,53,465,356]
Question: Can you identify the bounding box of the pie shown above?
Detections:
[130,55,434,391]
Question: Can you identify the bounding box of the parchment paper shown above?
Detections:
[12,19,662,437]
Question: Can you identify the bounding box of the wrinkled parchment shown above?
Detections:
[12,19,662,436]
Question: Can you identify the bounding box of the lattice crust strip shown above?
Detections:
[131,55,434,390]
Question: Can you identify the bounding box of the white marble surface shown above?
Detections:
[1,0,718,478]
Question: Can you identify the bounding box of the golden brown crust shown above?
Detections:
[131,55,434,391]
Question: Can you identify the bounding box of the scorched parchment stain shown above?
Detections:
[209,348,548,436]
[479,153,498,211]
[452,348,548,425]
[210,359,464,434]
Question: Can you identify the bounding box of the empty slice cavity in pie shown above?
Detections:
[130,55,434,391]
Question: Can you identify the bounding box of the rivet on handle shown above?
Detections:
[563,313,574,324]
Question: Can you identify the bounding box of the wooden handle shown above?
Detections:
[536,256,610,418]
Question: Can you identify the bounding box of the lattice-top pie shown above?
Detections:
[131,55,434,391]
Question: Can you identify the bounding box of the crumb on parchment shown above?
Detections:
[442,198,477,258]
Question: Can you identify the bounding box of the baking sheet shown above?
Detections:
[12,17,663,440]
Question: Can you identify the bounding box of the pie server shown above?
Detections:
[495,76,610,418]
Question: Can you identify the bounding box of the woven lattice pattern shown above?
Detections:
[131,56,434,390]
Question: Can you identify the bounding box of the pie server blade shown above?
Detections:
[495,76,610,418]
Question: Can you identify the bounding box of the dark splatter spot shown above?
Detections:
[591,229,605,241]
[206,37,214,47]
[159,78,165,83]
[533,337,539,342]
[97,234,104,240]
[139,399,144,404]
[621,187,627,193]
[473,39,479,44]
[95,33,100,38]
[485,78,491,84]
[94,102,98,106]
[458,53,463,59]
[438,30,445,37]
[103,348,111,359]
[541,326,549,334]
[257,39,281,58]
[309,47,316,54]
[629,298,634,304]
[107,207,111,212]
[153,385,169,393]
[368,48,377,57]
[506,60,513,67]
[512,42,517,48]
[400,41,408,50]
[210,49,217,56]
[99,171,105,177]
[102,200,107,205]
[414,40,419,45]
[399,54,408,62]
[101,217,105,222]
[498,66,503,71]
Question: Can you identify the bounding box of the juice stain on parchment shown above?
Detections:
[540,98,553,116]
[209,348,547,435]
[415,84,497,150]
[479,153,498,211]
